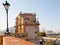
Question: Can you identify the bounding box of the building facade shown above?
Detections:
[15,12,40,39]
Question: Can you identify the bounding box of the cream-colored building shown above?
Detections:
[15,12,40,39]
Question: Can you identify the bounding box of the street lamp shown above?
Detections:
[3,1,10,35]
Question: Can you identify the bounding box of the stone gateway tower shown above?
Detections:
[15,12,40,40]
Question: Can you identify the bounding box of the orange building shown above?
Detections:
[15,12,40,39]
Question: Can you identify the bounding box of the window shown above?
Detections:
[21,25,24,28]
[35,31,37,33]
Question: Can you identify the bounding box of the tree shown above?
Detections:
[43,40,56,45]
[38,32,46,37]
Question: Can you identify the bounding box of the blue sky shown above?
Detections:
[0,0,60,32]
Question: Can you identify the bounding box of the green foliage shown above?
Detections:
[38,32,46,37]
[43,40,56,45]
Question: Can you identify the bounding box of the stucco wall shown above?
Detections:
[3,36,37,45]
[0,35,3,45]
